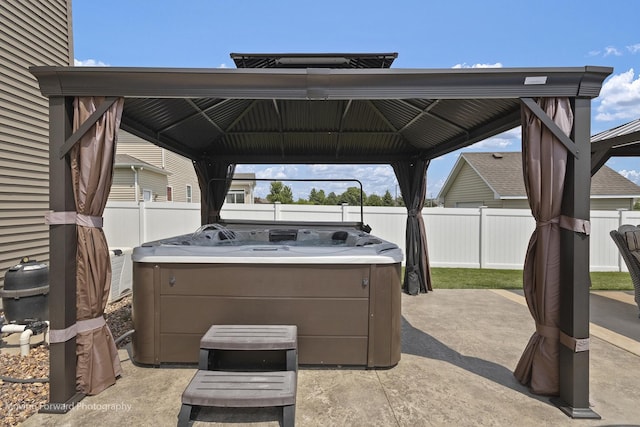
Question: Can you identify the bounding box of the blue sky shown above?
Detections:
[72,0,640,200]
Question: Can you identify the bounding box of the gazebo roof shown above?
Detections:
[30,63,612,164]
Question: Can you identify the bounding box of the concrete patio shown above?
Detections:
[21,289,640,427]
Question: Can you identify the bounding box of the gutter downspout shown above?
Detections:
[131,166,139,203]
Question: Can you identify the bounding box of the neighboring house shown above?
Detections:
[113,130,256,204]
[114,130,200,203]
[438,152,640,210]
[226,173,256,204]
[0,0,72,286]
[112,154,171,202]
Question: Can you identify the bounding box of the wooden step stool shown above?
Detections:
[178,325,298,426]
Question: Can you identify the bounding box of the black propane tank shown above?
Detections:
[0,257,49,323]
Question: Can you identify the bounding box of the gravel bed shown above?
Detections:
[0,294,132,427]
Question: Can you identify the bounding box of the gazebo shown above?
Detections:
[31,53,612,418]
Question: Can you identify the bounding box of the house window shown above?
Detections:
[142,189,152,202]
[167,186,173,202]
[186,185,192,203]
[226,190,245,204]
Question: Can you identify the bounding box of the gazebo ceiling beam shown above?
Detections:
[422,109,521,160]
[120,118,200,160]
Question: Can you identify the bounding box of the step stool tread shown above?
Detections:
[182,370,296,408]
[201,325,297,350]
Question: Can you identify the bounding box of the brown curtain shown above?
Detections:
[72,96,124,395]
[514,98,573,395]
[194,159,236,224]
[392,158,432,295]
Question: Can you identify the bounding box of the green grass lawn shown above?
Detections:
[429,267,633,291]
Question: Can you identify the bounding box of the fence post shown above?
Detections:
[479,206,488,269]
[138,202,146,246]
[274,202,281,221]
[341,203,349,222]
[617,208,627,272]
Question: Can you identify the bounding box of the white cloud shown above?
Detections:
[588,50,601,57]
[627,44,640,54]
[235,165,257,173]
[452,62,503,69]
[595,69,640,122]
[255,165,298,180]
[427,178,446,199]
[308,164,397,196]
[218,63,228,68]
[603,46,623,57]
[619,169,640,185]
[74,58,108,66]
[468,127,520,150]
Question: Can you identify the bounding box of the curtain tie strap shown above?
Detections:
[45,211,103,228]
[560,331,590,352]
[536,215,590,235]
[49,316,106,343]
[536,217,559,227]
[408,209,418,217]
[559,215,590,235]
[535,323,559,340]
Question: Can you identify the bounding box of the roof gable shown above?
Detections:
[114,154,170,175]
[441,151,640,199]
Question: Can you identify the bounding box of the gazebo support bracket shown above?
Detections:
[58,96,118,158]
[521,97,579,158]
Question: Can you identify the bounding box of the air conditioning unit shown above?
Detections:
[109,248,133,303]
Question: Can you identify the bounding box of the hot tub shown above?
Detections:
[131,222,403,368]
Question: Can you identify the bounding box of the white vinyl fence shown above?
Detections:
[103,201,640,272]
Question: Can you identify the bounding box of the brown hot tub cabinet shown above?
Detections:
[131,224,402,368]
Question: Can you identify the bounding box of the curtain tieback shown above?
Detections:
[535,323,559,340]
[408,209,418,217]
[560,330,590,352]
[45,211,103,228]
[49,315,106,343]
[536,215,590,235]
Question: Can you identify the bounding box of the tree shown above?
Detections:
[339,186,366,206]
[324,192,339,205]
[367,194,383,206]
[382,190,394,206]
[266,181,294,204]
[308,188,326,205]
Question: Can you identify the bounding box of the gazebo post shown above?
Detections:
[552,97,600,419]
[40,96,84,413]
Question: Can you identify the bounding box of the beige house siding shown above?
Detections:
[115,130,201,203]
[502,199,530,209]
[442,163,499,208]
[591,198,635,211]
[117,131,164,166]
[164,150,200,203]
[111,167,170,202]
[0,0,72,286]
[110,169,136,201]
[138,169,169,202]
